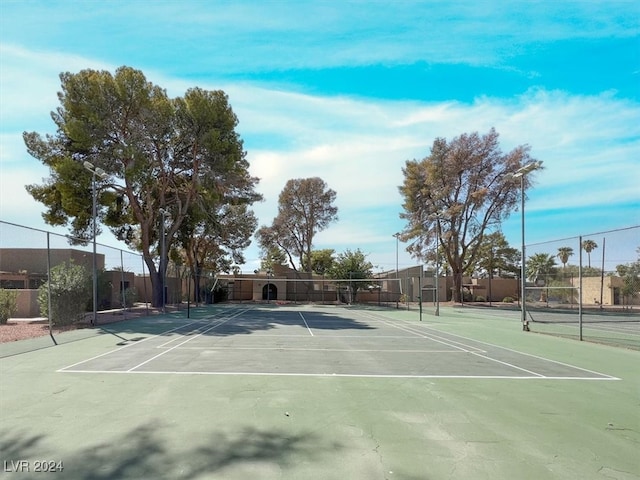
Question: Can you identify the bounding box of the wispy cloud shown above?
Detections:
[1,0,638,270]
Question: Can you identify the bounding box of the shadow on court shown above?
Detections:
[0,423,340,480]
[1,306,381,358]
[97,307,378,340]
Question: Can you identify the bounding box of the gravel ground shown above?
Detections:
[0,320,78,343]
[0,306,164,343]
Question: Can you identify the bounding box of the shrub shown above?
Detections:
[502,296,515,303]
[123,287,138,308]
[0,289,18,324]
[38,261,91,326]
[474,295,486,302]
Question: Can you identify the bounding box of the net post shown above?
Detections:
[120,249,126,318]
[46,232,56,345]
[579,235,583,341]
[419,273,423,321]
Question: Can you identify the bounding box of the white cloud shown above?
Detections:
[1,43,638,270]
[0,44,113,130]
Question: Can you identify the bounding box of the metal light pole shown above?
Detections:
[393,233,400,277]
[393,233,400,307]
[83,161,107,326]
[510,160,543,331]
[435,220,440,316]
[429,212,447,316]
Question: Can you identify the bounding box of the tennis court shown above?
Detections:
[1,304,638,480]
[58,304,615,380]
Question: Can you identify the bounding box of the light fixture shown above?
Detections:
[83,161,107,326]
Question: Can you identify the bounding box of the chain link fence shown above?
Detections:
[1,221,638,352]
[0,221,212,356]
[522,226,639,349]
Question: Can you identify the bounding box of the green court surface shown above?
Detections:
[1,304,638,479]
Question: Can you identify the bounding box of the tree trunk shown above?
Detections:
[452,270,463,303]
[193,266,202,304]
[141,252,163,308]
[152,270,164,308]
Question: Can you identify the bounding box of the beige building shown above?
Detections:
[0,248,127,317]
[574,275,639,306]
[3,247,635,318]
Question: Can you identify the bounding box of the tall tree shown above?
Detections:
[473,231,520,278]
[582,239,598,268]
[256,177,338,272]
[556,246,574,272]
[526,252,557,303]
[260,247,288,271]
[177,203,258,303]
[399,129,539,302]
[24,66,261,307]
[615,247,640,309]
[526,253,557,281]
[307,249,335,275]
[328,249,374,302]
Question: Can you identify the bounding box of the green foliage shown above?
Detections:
[123,288,138,308]
[38,261,91,326]
[616,253,640,307]
[545,279,575,304]
[307,249,335,275]
[581,239,598,268]
[328,249,374,301]
[260,246,288,271]
[24,66,262,308]
[328,249,374,280]
[526,253,557,282]
[556,246,574,268]
[0,289,18,324]
[472,231,520,277]
[502,296,515,303]
[399,128,538,302]
[257,177,338,272]
[560,264,602,278]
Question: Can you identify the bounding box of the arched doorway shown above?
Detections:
[262,283,277,301]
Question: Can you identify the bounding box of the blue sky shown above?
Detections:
[1,0,639,273]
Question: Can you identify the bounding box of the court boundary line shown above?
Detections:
[56,369,620,380]
[298,312,314,336]
[58,307,250,372]
[404,317,619,380]
[351,309,619,380]
[372,316,546,377]
[125,309,249,372]
[58,317,215,371]
[153,346,473,353]
[56,305,621,381]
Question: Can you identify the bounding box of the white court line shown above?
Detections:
[381,314,620,380]
[156,318,229,348]
[299,312,314,336]
[358,312,486,353]
[58,306,620,381]
[153,346,466,353]
[57,308,247,372]
[57,369,620,380]
[353,310,613,379]
[413,321,620,380]
[392,321,545,377]
[57,318,210,372]
[126,309,249,372]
